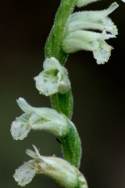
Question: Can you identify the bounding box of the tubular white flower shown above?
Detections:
[13,146,88,188]
[63,2,119,64]
[11,97,69,140]
[67,2,118,35]
[34,57,71,96]
[76,0,101,8]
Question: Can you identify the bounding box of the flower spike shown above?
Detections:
[11,0,125,187]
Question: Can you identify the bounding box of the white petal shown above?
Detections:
[13,160,36,187]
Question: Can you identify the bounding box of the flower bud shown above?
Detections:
[34,57,71,96]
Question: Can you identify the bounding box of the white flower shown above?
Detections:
[34,57,71,96]
[11,97,69,140]
[63,2,119,64]
[14,145,88,188]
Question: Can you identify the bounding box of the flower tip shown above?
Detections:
[16,97,26,109]
[16,98,33,113]
[10,121,31,140]
[93,44,112,65]
[110,2,119,11]
[17,97,25,102]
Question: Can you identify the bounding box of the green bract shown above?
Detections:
[34,57,71,96]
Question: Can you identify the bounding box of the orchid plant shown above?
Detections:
[11,0,124,188]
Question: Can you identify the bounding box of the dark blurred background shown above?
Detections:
[0,0,125,188]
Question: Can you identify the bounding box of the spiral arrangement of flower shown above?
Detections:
[10,0,124,187]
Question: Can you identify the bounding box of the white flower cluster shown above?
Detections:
[63,2,119,64]
[11,0,124,187]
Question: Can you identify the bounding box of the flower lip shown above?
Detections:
[13,160,36,187]
[34,57,71,96]
[10,120,31,140]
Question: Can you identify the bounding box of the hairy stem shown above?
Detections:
[44,0,82,168]
[45,0,77,63]
[60,122,82,168]
[45,0,77,119]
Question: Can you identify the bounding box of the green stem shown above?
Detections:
[44,0,82,168]
[50,91,73,120]
[45,0,77,119]
[60,122,82,168]
[45,0,77,63]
